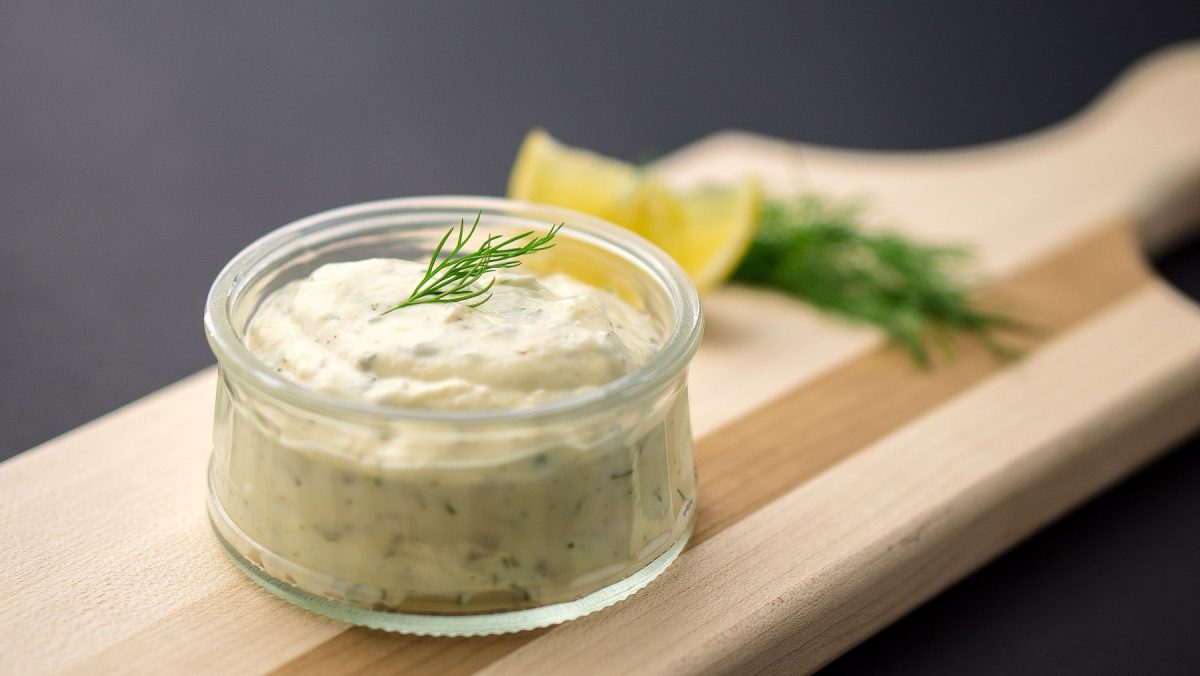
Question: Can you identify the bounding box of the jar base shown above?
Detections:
[206,492,692,636]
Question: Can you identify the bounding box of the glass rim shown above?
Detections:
[203,195,703,426]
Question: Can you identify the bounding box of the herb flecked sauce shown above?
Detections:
[216,259,697,612]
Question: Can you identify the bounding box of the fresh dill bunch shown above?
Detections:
[733,196,1014,365]
[380,213,562,314]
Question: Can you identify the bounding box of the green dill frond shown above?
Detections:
[380,212,562,314]
[733,196,1015,365]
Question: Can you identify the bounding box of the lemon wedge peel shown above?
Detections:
[507,129,762,294]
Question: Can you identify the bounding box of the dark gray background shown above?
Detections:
[3,2,1199,672]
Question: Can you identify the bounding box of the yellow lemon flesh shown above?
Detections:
[508,129,761,293]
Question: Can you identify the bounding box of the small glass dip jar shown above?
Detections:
[203,196,702,635]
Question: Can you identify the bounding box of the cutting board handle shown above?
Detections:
[659,41,1200,270]
[1080,42,1200,248]
[1136,160,1200,252]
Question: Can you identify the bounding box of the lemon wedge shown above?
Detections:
[507,129,761,293]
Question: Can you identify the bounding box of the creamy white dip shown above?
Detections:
[245,258,661,411]
[213,258,696,614]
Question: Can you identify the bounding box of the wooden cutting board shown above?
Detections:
[5,43,1200,675]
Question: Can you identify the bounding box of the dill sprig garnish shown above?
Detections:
[380,213,562,314]
[733,196,1016,366]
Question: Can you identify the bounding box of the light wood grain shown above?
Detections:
[269,221,1155,675]
[486,282,1200,675]
[3,42,1200,675]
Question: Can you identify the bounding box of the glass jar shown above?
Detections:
[203,196,702,635]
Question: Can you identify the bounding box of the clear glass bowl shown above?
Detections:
[203,196,703,635]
